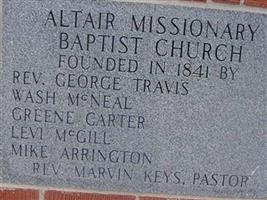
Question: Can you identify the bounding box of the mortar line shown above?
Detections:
[39,189,45,200]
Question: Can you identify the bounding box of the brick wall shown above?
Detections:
[0,0,266,200]
[0,188,242,200]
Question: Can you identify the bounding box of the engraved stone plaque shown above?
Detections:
[1,0,266,199]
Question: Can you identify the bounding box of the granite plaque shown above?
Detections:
[0,0,266,199]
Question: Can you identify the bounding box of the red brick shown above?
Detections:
[45,190,136,200]
[244,0,267,8]
[212,0,240,4]
[193,0,207,2]
[0,188,38,200]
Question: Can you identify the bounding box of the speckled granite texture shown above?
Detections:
[1,0,266,199]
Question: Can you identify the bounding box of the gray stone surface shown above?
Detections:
[0,0,266,198]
